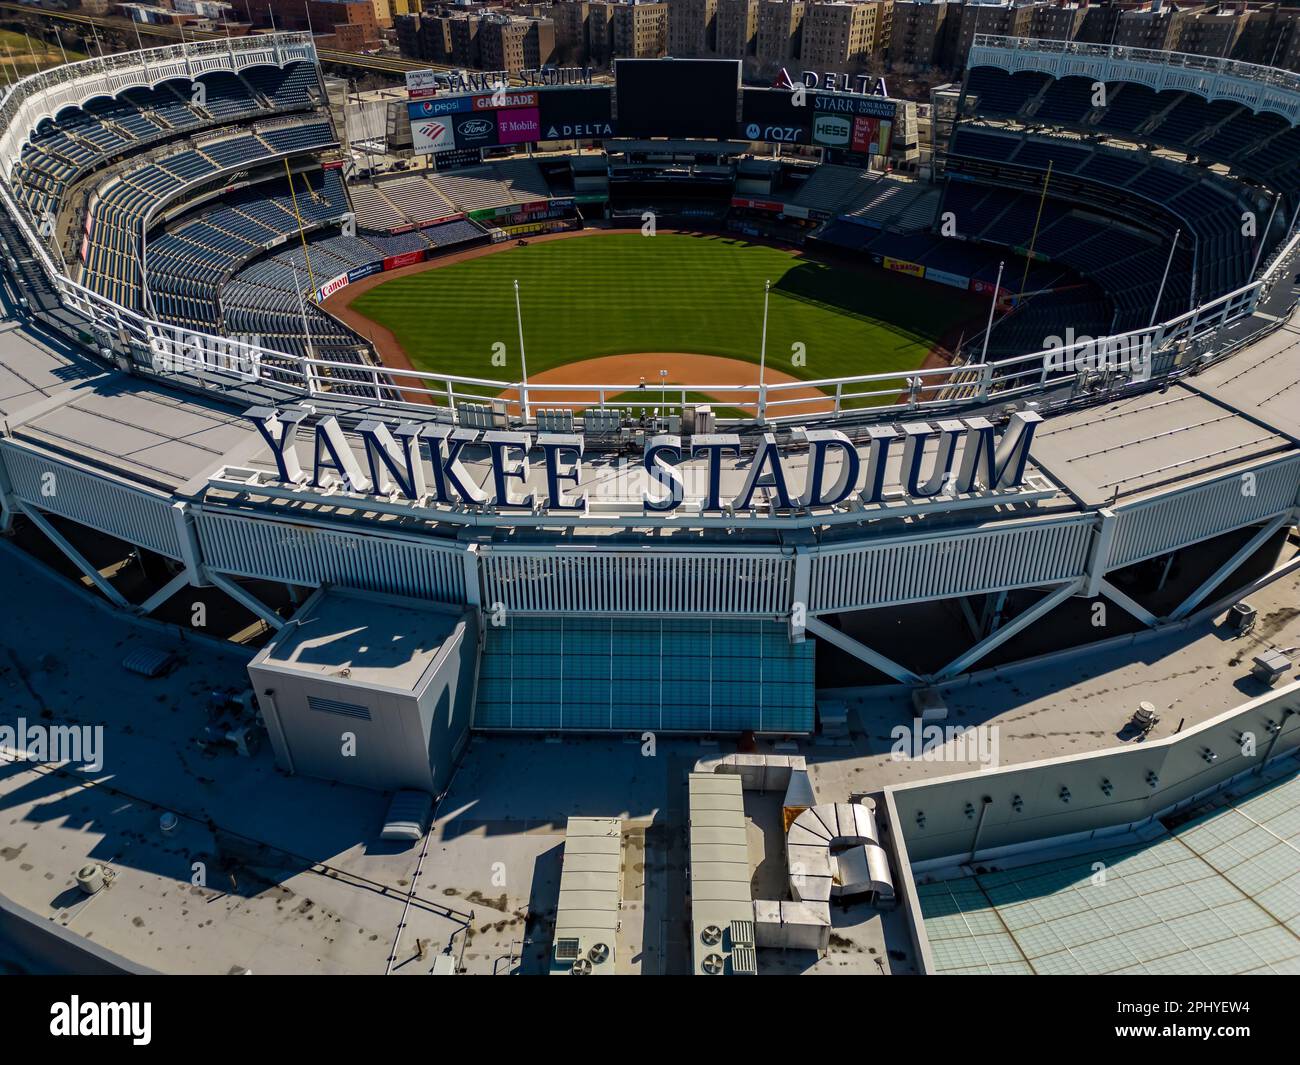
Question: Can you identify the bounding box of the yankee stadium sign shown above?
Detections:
[240,407,1042,518]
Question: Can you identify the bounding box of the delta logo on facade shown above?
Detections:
[241,408,1042,517]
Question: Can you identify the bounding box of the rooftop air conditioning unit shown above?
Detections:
[1229,602,1256,634]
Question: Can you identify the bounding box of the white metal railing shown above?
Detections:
[972,35,1300,96]
[1,41,1298,428]
[0,32,316,181]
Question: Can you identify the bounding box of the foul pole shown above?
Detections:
[758,278,771,421]
[514,279,531,421]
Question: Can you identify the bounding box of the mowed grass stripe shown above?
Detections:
[350,233,980,384]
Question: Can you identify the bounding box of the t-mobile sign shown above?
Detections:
[498,108,541,145]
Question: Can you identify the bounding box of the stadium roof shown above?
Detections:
[917,765,1300,975]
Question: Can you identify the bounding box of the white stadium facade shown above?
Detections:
[0,30,1299,977]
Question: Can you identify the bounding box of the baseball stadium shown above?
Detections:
[0,31,1298,980]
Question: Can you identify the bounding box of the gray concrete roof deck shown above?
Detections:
[0,551,468,974]
[0,323,102,418]
[1028,383,1293,507]
[256,587,467,691]
[1187,318,1300,443]
[809,565,1300,796]
[13,381,255,491]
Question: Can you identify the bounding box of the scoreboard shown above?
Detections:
[614,59,741,139]
[405,70,897,158]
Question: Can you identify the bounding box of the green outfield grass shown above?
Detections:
[350,232,983,385]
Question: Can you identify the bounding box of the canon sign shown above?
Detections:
[243,408,1042,516]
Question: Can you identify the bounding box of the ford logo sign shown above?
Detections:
[459,119,491,136]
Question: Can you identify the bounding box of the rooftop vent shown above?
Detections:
[700,924,723,945]
[701,953,725,975]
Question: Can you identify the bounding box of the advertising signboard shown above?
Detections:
[850,115,891,156]
[317,272,350,301]
[452,111,499,149]
[498,107,541,145]
[739,88,811,143]
[347,262,383,284]
[409,95,474,120]
[383,250,426,271]
[405,69,439,100]
[538,86,614,139]
[883,257,924,278]
[926,267,970,289]
[411,114,454,154]
[739,88,897,146]
[732,196,784,213]
[813,113,853,148]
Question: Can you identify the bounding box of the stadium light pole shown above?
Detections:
[514,279,531,421]
[1149,228,1181,328]
[978,261,1004,365]
[1248,197,1281,282]
[290,262,316,361]
[757,278,770,422]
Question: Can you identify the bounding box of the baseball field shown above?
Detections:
[342,232,983,396]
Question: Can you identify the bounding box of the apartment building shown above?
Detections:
[756,0,805,64]
[951,1,1037,71]
[395,12,455,63]
[612,2,670,58]
[1111,4,1189,51]
[450,12,482,67]
[1028,2,1085,42]
[801,1,879,73]
[479,15,557,73]
[668,0,719,55]
[889,0,950,69]
[1177,9,1247,58]
[715,0,759,57]
[588,1,618,64]
[553,0,593,61]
